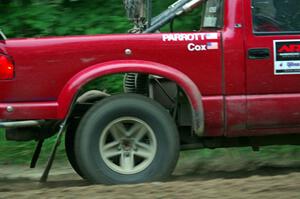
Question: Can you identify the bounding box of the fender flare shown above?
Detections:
[57,60,204,135]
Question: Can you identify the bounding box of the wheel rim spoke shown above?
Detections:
[100,117,157,175]
[103,141,120,152]
[134,126,148,141]
[127,122,143,137]
[103,149,122,159]
[110,124,124,141]
[114,123,127,136]
[135,142,153,159]
[120,152,134,170]
[102,140,121,159]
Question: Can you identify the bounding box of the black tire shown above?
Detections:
[65,117,85,178]
[65,90,109,178]
[74,94,180,184]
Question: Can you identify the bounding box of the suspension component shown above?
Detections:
[124,73,149,95]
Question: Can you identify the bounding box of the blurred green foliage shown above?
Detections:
[0,0,202,38]
[0,0,130,37]
[83,74,124,93]
[0,129,66,165]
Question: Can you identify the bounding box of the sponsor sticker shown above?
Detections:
[162,33,218,42]
[274,40,300,75]
[207,42,219,50]
[162,33,219,52]
[187,42,219,52]
[187,43,207,51]
[205,33,218,40]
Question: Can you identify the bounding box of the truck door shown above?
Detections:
[245,0,300,130]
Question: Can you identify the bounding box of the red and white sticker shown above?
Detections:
[162,33,219,51]
[162,33,218,42]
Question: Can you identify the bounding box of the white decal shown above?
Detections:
[187,43,207,52]
[162,33,218,42]
[162,33,205,42]
[161,33,219,52]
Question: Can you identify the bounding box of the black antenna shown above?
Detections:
[146,0,152,28]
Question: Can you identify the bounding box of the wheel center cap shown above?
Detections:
[122,140,133,151]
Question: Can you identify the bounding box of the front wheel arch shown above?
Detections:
[58,60,205,135]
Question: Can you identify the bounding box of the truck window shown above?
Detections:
[252,0,300,34]
[153,0,223,33]
[201,0,223,29]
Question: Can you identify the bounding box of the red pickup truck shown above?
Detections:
[1,0,300,184]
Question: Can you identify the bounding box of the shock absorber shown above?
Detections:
[123,73,149,95]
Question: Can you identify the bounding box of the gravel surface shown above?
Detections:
[0,151,299,198]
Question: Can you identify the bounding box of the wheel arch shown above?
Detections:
[57,60,204,135]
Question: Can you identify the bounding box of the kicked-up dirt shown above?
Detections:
[0,149,299,199]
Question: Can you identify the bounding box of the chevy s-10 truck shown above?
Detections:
[0,0,300,184]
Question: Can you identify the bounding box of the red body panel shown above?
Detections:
[1,0,300,137]
[1,34,221,102]
[0,33,223,136]
[0,41,5,54]
[247,94,300,128]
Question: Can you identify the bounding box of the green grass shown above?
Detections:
[0,129,66,165]
[1,128,300,169]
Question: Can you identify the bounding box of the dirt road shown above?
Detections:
[0,150,299,199]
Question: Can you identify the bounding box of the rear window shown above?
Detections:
[252,0,300,34]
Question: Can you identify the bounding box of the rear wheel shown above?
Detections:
[74,94,180,184]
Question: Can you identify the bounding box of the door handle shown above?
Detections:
[248,48,270,59]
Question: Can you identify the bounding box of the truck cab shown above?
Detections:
[0,0,300,184]
[223,0,300,136]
